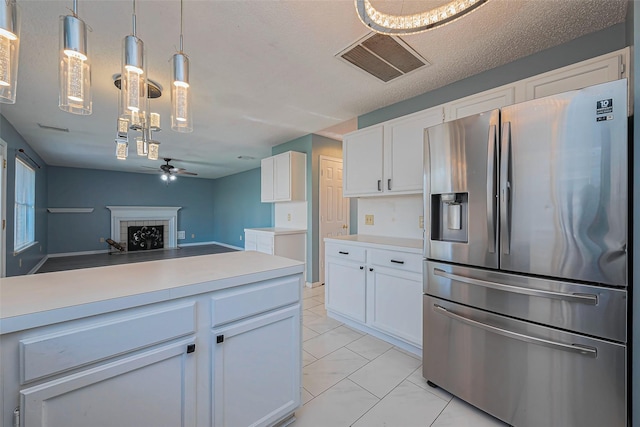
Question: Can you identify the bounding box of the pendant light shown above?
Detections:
[115,118,129,160]
[0,0,19,104]
[120,0,146,126]
[59,0,91,115]
[171,0,192,133]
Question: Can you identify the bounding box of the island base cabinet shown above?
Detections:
[20,339,196,427]
[212,305,301,427]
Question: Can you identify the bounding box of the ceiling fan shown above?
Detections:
[146,158,198,182]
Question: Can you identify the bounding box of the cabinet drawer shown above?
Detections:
[369,249,422,273]
[20,303,196,384]
[325,243,366,263]
[211,275,301,327]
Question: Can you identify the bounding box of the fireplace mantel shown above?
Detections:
[106,206,182,249]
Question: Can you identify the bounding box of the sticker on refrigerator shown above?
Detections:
[596,99,613,115]
[597,115,614,122]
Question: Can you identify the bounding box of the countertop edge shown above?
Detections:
[324,235,423,253]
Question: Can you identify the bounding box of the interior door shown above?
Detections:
[319,156,349,284]
[500,79,628,286]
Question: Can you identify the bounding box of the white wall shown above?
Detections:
[356,195,423,239]
[274,201,308,229]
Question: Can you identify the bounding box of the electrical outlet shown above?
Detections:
[365,214,374,226]
[419,216,424,228]
[239,235,243,241]
[191,234,195,239]
[99,237,105,243]
[19,259,22,268]
[287,213,291,221]
[178,230,186,240]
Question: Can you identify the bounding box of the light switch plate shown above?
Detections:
[419,216,424,228]
[365,214,374,226]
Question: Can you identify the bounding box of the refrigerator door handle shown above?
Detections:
[433,268,598,305]
[433,304,598,356]
[500,122,512,254]
[487,124,497,253]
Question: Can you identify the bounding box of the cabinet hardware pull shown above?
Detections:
[390,259,404,264]
[378,180,382,191]
[187,343,196,353]
[216,335,224,344]
[369,268,374,272]
[360,266,364,270]
[387,179,391,190]
[338,251,349,255]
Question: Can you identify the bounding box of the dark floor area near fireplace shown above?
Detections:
[36,244,238,274]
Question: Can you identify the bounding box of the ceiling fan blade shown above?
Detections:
[176,171,198,176]
[142,166,161,170]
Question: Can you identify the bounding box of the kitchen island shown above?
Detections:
[0,251,304,427]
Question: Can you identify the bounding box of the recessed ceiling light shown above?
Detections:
[37,123,69,132]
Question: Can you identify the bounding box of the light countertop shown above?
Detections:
[0,251,304,334]
[245,227,307,235]
[324,234,423,253]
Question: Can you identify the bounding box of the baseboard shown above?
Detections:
[28,256,49,275]
[179,241,243,251]
[305,281,323,288]
[48,249,110,258]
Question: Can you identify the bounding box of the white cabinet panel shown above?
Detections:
[445,86,516,121]
[21,339,196,427]
[368,267,422,346]
[212,305,301,427]
[325,257,366,323]
[261,151,306,202]
[343,125,384,197]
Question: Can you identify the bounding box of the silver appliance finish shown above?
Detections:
[422,79,628,427]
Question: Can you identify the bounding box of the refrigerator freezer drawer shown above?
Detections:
[425,260,627,342]
[423,295,626,427]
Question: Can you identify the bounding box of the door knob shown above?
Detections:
[342,224,348,229]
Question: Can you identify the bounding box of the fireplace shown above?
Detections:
[128,225,164,251]
[107,206,181,251]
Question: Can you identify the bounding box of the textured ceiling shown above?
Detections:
[0,0,628,179]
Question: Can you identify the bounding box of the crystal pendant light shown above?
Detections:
[120,0,146,126]
[115,118,129,160]
[171,0,192,133]
[59,0,91,114]
[0,0,19,104]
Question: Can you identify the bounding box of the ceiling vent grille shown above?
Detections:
[337,33,429,83]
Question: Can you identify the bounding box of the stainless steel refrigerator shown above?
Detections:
[422,79,628,427]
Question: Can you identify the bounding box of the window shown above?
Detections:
[14,158,35,252]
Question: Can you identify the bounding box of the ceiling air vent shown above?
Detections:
[337,33,429,83]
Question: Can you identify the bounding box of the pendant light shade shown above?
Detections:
[171,52,191,132]
[171,0,192,133]
[119,1,147,126]
[0,0,19,104]
[59,2,92,115]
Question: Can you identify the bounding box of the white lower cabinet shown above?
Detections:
[325,240,423,351]
[212,305,301,427]
[21,339,196,427]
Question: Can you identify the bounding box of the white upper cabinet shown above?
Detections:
[384,107,443,194]
[261,151,306,202]
[445,85,516,121]
[343,125,384,197]
[523,49,627,102]
[344,107,443,197]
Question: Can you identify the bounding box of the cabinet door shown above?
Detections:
[325,257,366,322]
[524,53,625,100]
[212,305,301,427]
[274,152,292,201]
[368,266,422,346]
[261,157,275,202]
[20,339,196,427]
[445,86,516,121]
[343,125,384,197]
[384,107,443,194]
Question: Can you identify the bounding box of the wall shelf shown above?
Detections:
[47,208,94,214]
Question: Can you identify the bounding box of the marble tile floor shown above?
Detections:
[294,285,509,427]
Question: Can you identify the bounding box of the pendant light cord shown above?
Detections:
[179,0,184,52]
[72,0,78,16]
[132,0,137,37]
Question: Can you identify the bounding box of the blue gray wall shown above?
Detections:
[47,166,216,254]
[211,167,272,248]
[0,115,48,276]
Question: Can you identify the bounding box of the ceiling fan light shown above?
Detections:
[169,174,177,181]
[0,0,19,104]
[161,173,168,181]
[59,8,91,115]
